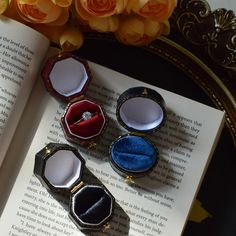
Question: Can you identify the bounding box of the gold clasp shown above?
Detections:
[125,176,135,184]
[45,147,51,154]
[130,131,145,137]
[70,95,85,103]
[88,141,96,149]
[103,222,111,232]
[71,181,84,193]
[142,88,148,95]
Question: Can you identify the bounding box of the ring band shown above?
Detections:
[74,111,97,125]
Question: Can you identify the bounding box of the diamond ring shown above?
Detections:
[74,111,97,125]
[82,111,93,121]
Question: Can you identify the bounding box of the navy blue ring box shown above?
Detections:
[109,87,166,179]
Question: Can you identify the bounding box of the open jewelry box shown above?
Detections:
[33,143,115,231]
[41,53,106,146]
[41,52,167,179]
[109,86,166,178]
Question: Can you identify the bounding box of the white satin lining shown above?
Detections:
[44,150,82,188]
[120,97,164,130]
[50,58,88,97]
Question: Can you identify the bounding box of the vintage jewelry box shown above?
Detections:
[41,53,106,146]
[109,86,166,179]
[41,53,166,179]
[34,143,115,231]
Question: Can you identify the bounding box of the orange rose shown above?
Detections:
[88,15,119,32]
[16,0,69,24]
[128,0,177,21]
[115,15,169,46]
[75,0,127,21]
[0,0,9,14]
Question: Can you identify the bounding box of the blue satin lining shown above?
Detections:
[111,135,157,173]
[73,187,111,225]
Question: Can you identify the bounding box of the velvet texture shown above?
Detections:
[73,186,112,225]
[111,135,157,173]
[66,100,105,139]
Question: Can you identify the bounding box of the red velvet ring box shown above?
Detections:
[34,143,115,231]
[41,53,106,145]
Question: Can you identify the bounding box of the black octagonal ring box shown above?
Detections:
[109,86,166,179]
[41,52,106,146]
[34,143,115,231]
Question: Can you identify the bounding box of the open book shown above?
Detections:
[0,16,225,236]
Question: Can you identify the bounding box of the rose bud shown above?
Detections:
[59,27,84,51]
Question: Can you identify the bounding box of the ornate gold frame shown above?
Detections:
[170,0,236,145]
[172,0,236,70]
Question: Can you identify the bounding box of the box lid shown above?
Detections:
[41,53,92,103]
[116,86,166,133]
[34,143,85,196]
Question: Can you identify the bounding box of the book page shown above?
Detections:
[0,61,224,236]
[0,16,49,166]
